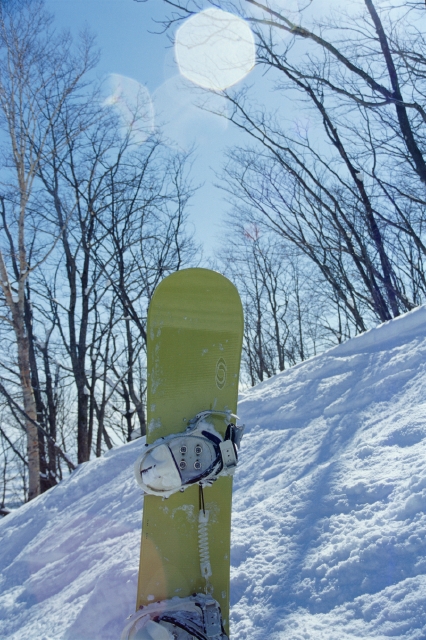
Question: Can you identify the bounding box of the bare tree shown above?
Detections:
[91,140,196,439]
[0,2,199,509]
[0,0,97,499]
[35,93,197,460]
[222,223,333,385]
[155,0,426,337]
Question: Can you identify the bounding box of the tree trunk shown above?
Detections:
[16,317,40,500]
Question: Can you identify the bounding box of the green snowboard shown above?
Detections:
[135,268,244,636]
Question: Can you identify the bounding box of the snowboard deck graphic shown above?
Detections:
[136,268,243,636]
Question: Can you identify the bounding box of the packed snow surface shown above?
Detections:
[2,306,426,638]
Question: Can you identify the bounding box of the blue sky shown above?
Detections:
[44,0,253,259]
[45,1,171,92]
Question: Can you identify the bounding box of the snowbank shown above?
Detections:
[2,306,426,638]
[0,442,142,640]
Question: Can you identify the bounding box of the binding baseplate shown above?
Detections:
[120,593,229,640]
[134,410,244,498]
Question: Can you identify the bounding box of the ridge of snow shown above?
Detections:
[2,305,426,638]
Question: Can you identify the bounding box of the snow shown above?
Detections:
[3,305,426,638]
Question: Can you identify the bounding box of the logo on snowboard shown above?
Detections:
[215,358,227,389]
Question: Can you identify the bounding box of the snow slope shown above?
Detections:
[2,306,426,638]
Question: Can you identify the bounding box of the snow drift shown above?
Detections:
[2,306,426,638]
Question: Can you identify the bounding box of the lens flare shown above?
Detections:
[103,73,154,144]
[175,8,256,91]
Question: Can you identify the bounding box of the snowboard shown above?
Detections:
[135,268,244,636]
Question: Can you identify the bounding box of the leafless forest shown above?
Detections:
[1,0,426,511]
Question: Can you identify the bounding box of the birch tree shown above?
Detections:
[0,0,96,499]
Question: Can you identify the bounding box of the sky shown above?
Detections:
[43,0,359,259]
[43,0,253,259]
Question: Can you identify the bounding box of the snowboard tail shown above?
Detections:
[135,269,243,636]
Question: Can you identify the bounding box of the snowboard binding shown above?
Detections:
[120,593,229,640]
[134,410,244,498]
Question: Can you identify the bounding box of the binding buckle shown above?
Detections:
[219,440,238,474]
[202,598,223,638]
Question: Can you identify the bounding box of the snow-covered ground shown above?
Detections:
[2,306,426,639]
